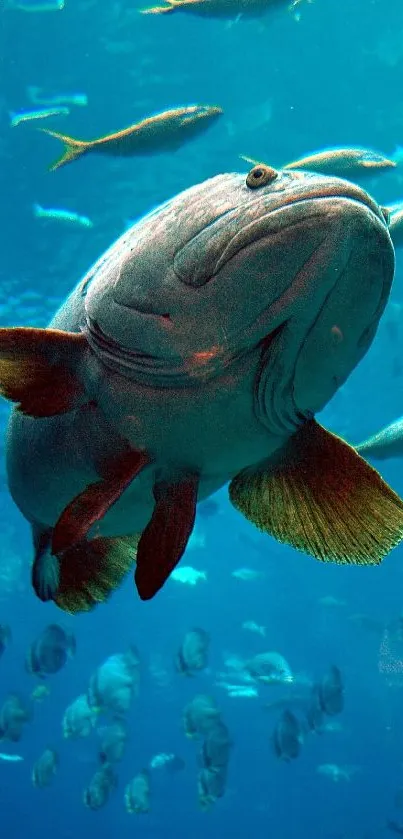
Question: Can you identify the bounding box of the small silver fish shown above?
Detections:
[6,0,64,10]
[27,87,88,107]
[10,107,69,127]
[33,204,93,228]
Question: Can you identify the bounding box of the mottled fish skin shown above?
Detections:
[356,417,403,461]
[2,166,397,607]
[6,170,390,531]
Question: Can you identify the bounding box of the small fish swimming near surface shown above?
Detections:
[10,107,69,128]
[41,104,223,171]
[141,0,305,20]
[241,147,396,180]
[1,166,403,614]
[33,204,93,228]
[27,87,88,108]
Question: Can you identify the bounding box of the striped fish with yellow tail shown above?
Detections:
[41,104,222,171]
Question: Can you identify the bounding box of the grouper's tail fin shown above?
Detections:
[40,129,90,171]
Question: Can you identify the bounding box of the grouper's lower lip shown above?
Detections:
[214,185,386,275]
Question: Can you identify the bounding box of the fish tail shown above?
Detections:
[40,129,89,171]
[139,2,175,13]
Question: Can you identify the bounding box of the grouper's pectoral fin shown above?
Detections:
[51,448,151,556]
[229,419,403,566]
[32,525,139,614]
[134,475,199,600]
[0,327,88,416]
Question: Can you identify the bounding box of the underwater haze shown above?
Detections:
[2,0,403,837]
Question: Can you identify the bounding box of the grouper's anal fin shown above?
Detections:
[0,327,88,416]
[51,448,151,556]
[229,418,403,567]
[135,475,199,600]
[32,525,140,614]
[55,534,140,614]
[31,447,151,612]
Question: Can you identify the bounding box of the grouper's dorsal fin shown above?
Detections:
[229,419,403,566]
[0,327,88,416]
[135,475,199,600]
[51,448,151,556]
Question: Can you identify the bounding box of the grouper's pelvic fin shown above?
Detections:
[40,129,90,171]
[0,327,88,416]
[31,449,151,613]
[51,448,151,556]
[135,475,199,600]
[229,419,403,566]
[34,472,198,613]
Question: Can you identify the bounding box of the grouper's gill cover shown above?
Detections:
[0,165,403,615]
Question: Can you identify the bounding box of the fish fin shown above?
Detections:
[40,129,90,171]
[0,327,88,416]
[135,475,199,600]
[51,449,150,556]
[239,154,263,166]
[361,158,396,169]
[54,534,139,614]
[31,526,59,601]
[139,2,175,12]
[229,419,403,566]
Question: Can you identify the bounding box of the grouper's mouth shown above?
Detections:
[211,178,387,275]
[84,177,390,392]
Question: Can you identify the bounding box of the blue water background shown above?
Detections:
[1,0,403,836]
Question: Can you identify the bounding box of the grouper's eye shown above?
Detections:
[246,164,278,189]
